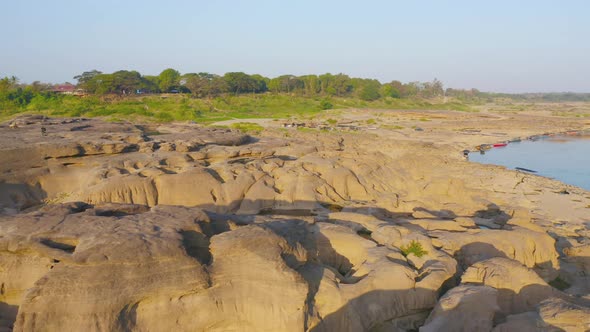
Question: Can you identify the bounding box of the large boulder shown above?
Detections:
[430,227,559,280]
[2,205,211,331]
[538,297,590,332]
[492,312,548,332]
[420,285,499,332]
[130,225,310,332]
[461,258,562,316]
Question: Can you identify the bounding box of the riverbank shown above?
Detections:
[471,134,590,191]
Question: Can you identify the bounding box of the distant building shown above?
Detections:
[51,84,76,94]
[50,83,86,95]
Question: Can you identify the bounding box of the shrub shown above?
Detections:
[400,240,428,258]
[319,99,333,110]
[230,122,264,134]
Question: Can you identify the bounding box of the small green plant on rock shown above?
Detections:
[400,240,428,258]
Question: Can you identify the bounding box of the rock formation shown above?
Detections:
[0,114,589,331]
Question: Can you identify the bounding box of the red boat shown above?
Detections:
[493,143,508,147]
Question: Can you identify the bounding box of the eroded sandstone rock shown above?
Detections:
[0,204,459,332]
[2,116,589,331]
[461,258,563,316]
[430,227,560,280]
[420,285,499,332]
[538,297,590,332]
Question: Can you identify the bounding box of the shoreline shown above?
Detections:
[469,131,590,192]
[472,129,590,153]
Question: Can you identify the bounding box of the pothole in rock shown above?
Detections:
[259,208,317,217]
[40,238,78,253]
[319,202,344,212]
[94,204,150,217]
[180,230,212,265]
[338,270,368,284]
[227,157,254,165]
[357,229,374,241]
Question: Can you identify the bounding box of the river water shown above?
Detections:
[469,135,590,191]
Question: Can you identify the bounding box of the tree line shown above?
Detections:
[72,68,445,101]
[4,70,590,113]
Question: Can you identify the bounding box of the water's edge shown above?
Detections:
[469,134,590,191]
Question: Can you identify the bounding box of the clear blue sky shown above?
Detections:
[1,0,589,92]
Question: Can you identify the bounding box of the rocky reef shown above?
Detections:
[0,114,589,331]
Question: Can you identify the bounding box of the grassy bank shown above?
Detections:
[1,93,476,123]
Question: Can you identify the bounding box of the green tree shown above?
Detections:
[250,74,269,93]
[354,79,381,101]
[184,72,228,98]
[431,78,444,97]
[319,73,352,96]
[389,81,403,98]
[29,81,52,93]
[268,77,281,93]
[402,82,420,97]
[0,76,18,93]
[318,73,334,95]
[332,74,352,96]
[112,70,144,94]
[74,70,102,88]
[182,73,201,95]
[208,75,229,96]
[83,71,144,95]
[142,75,160,93]
[300,75,320,95]
[84,74,112,94]
[269,75,302,94]
[380,84,393,98]
[223,72,262,94]
[417,79,444,98]
[158,68,181,92]
[0,77,36,109]
[380,82,401,98]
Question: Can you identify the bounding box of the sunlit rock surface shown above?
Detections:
[1,115,589,331]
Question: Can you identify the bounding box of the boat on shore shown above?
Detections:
[515,167,537,173]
